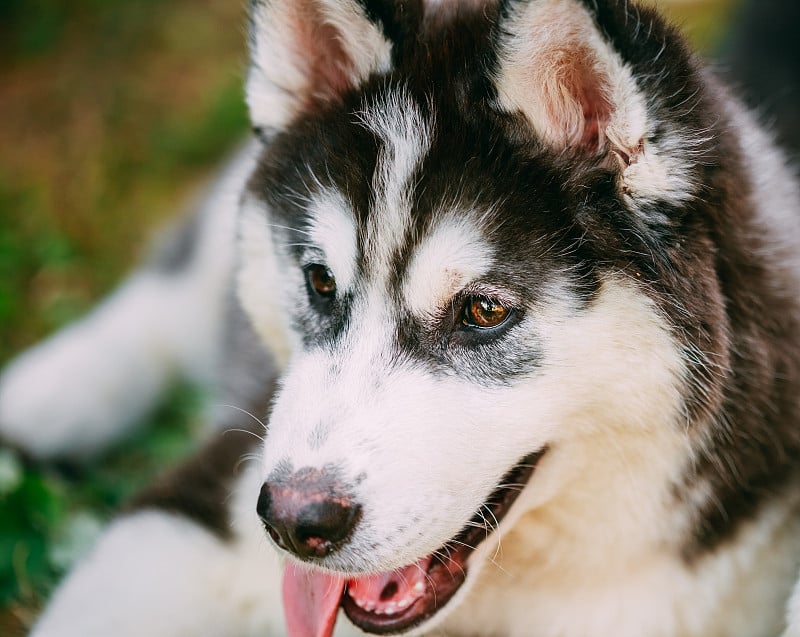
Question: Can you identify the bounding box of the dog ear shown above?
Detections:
[246,0,393,134]
[493,0,647,165]
[493,0,713,210]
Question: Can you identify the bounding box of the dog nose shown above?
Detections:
[257,467,361,559]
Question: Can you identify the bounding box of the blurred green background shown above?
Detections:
[0,1,735,635]
[0,1,248,634]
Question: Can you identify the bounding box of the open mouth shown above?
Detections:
[341,450,544,634]
[283,450,544,636]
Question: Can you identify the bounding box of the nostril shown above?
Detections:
[295,501,362,556]
[256,471,361,560]
[257,483,290,550]
[256,483,271,522]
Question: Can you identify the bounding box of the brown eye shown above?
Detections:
[463,296,511,328]
[306,264,336,297]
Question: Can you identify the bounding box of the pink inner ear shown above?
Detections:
[496,1,643,159]
[576,63,612,151]
[547,45,613,154]
[289,2,357,108]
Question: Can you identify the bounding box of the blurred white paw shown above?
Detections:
[0,319,167,461]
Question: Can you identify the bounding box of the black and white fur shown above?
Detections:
[3,1,800,635]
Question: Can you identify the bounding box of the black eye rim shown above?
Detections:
[304,263,337,299]
[459,295,516,331]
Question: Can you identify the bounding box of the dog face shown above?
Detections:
[237,0,736,633]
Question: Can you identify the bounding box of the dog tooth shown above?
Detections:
[413,581,425,593]
[385,602,397,614]
[397,598,410,609]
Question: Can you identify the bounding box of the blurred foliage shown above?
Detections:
[0,0,249,358]
[0,0,735,635]
[660,0,738,51]
[0,1,247,634]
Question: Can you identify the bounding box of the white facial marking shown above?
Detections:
[403,216,494,317]
[308,189,358,291]
[237,195,295,364]
[262,273,690,585]
[356,89,433,276]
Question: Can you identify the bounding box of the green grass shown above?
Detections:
[0,1,736,635]
[0,385,206,635]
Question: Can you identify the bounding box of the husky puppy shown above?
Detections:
[3,1,800,636]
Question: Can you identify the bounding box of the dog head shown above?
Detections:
[237,0,734,633]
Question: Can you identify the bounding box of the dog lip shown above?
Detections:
[341,449,546,634]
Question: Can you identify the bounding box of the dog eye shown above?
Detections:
[305,264,337,298]
[462,296,511,329]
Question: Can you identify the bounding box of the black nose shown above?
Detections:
[256,467,361,559]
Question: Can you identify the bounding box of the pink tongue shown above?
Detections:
[281,556,432,637]
[282,564,345,637]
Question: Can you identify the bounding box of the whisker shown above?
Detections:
[433,547,466,580]
[225,427,266,442]
[264,222,313,236]
[235,451,264,473]
[218,404,268,434]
